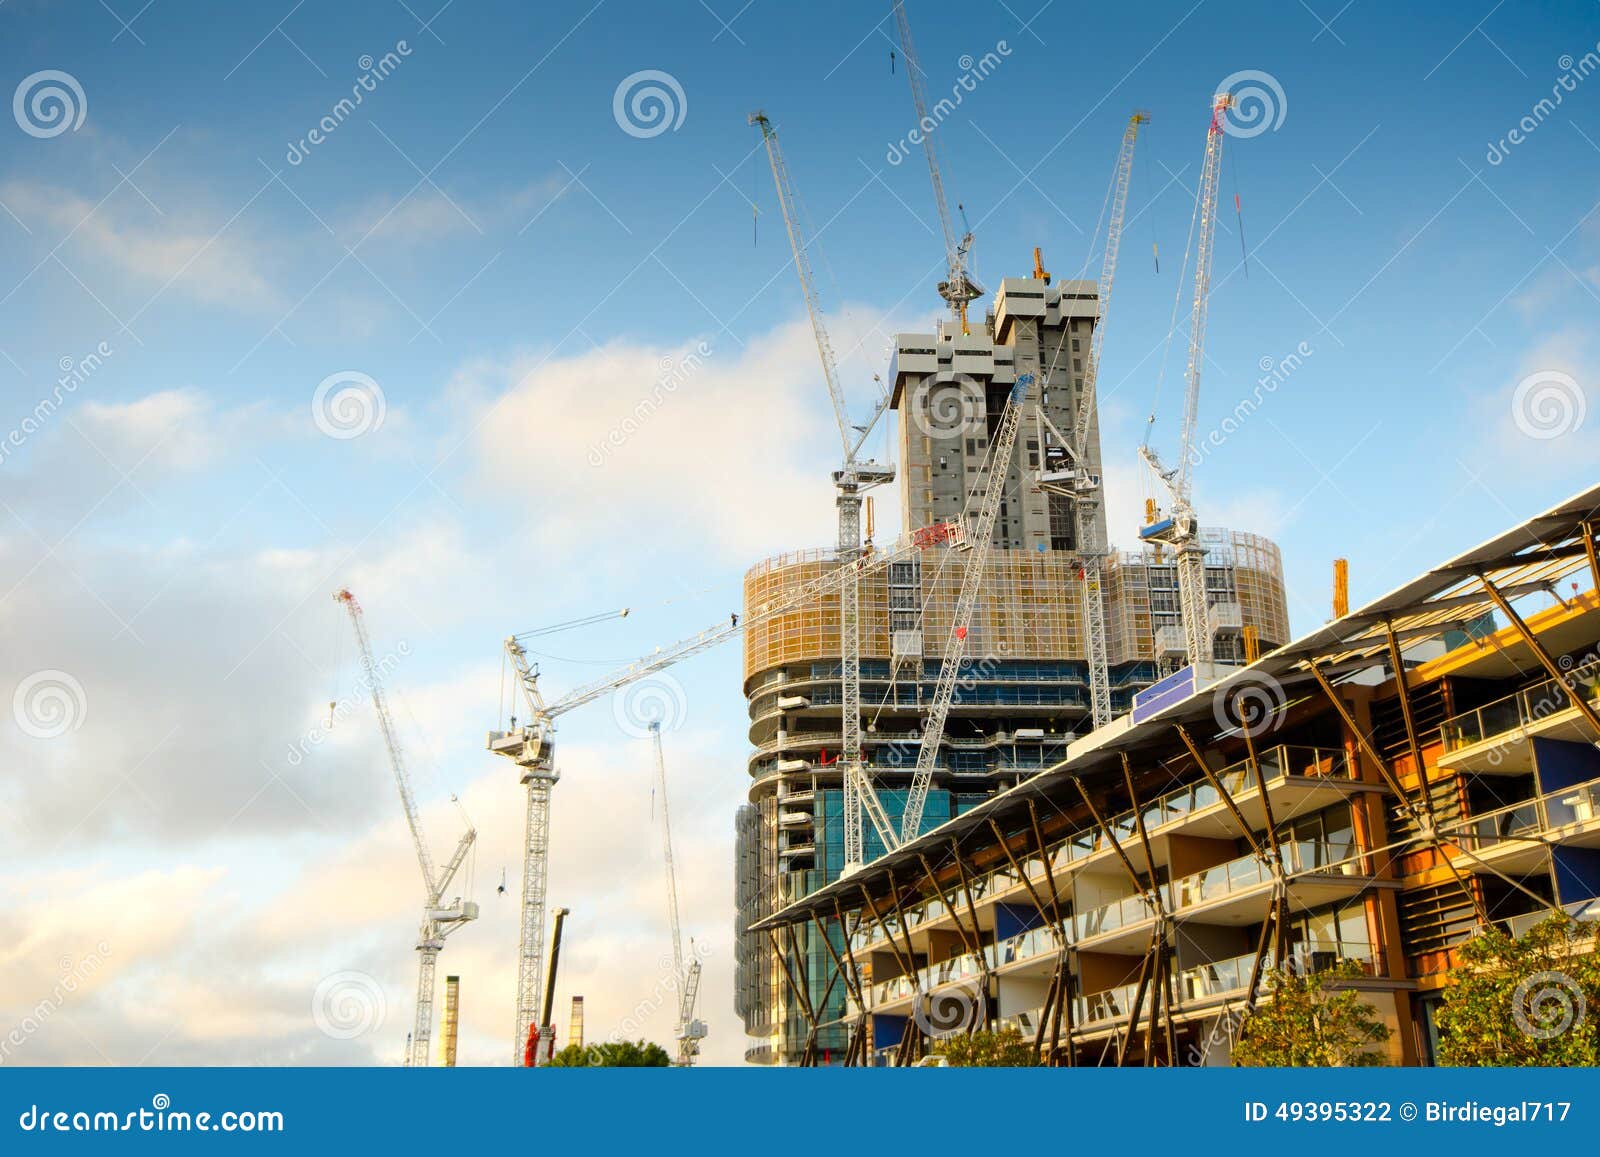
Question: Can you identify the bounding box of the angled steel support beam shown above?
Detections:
[1307,661,1416,809]
[1385,619,1436,823]
[918,853,982,965]
[1177,724,1268,862]
[1025,800,1069,930]
[1482,572,1600,739]
[1073,777,1147,896]
[985,819,1062,947]
[1115,951,1153,1067]
[949,844,997,1029]
[1584,520,1600,595]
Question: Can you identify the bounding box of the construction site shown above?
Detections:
[307,4,1600,1070]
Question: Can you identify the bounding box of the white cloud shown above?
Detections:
[466,319,865,565]
[0,181,278,312]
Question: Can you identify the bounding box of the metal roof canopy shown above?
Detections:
[752,480,1600,932]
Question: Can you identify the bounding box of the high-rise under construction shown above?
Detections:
[733,273,1291,1064]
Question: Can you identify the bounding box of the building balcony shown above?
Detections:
[1451,774,1600,874]
[1438,674,1600,774]
[847,746,1365,955]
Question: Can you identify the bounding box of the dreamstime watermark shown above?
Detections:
[606,939,713,1043]
[885,42,1011,164]
[285,42,412,165]
[906,373,986,441]
[1487,45,1600,165]
[1214,70,1287,138]
[0,942,111,1064]
[1190,341,1313,467]
[312,370,386,439]
[1480,648,1600,770]
[613,673,688,738]
[0,341,114,468]
[1511,970,1586,1040]
[311,970,386,1040]
[13,69,86,138]
[285,640,409,766]
[17,1094,283,1134]
[587,342,711,466]
[1212,670,1288,739]
[613,70,687,138]
[12,670,88,740]
[911,977,984,1038]
[1511,369,1585,440]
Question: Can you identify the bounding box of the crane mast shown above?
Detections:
[492,637,560,1065]
[1037,111,1148,729]
[487,522,980,1057]
[749,109,896,872]
[1140,93,1232,668]
[335,589,477,1069]
[901,373,1035,841]
[650,722,706,1064]
[891,0,982,331]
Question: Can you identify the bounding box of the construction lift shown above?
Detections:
[1035,111,1150,730]
[891,0,982,332]
[335,589,478,1069]
[1139,93,1233,670]
[649,722,707,1064]
[750,109,897,874]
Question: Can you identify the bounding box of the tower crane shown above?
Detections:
[1140,93,1233,669]
[890,0,982,332]
[749,109,897,874]
[1036,111,1149,730]
[488,515,975,1057]
[648,722,706,1065]
[334,589,478,1069]
[900,373,1035,841]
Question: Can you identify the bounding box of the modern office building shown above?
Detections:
[752,484,1600,1066]
[733,274,1292,1065]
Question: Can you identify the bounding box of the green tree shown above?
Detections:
[545,1039,673,1067]
[1434,914,1599,1066]
[931,1026,1035,1067]
[1231,962,1392,1067]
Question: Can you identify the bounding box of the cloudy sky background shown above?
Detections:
[2,0,1599,1066]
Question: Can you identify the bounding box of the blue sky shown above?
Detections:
[2,0,1599,1066]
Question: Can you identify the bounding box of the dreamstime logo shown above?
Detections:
[608,940,712,1043]
[312,371,386,440]
[311,970,386,1039]
[612,70,687,138]
[0,340,114,469]
[285,640,409,767]
[907,374,986,441]
[613,674,687,737]
[1511,970,1586,1040]
[1214,70,1287,138]
[0,941,111,1065]
[885,41,1011,164]
[13,70,87,138]
[1511,370,1585,440]
[285,41,412,165]
[1212,671,1286,738]
[13,670,87,739]
[1487,44,1600,165]
[912,978,983,1038]
[588,342,712,467]
[1191,341,1313,467]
